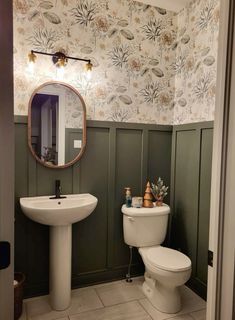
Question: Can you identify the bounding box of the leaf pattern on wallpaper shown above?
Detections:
[43,12,61,24]
[108,105,132,122]
[203,56,215,66]
[149,58,159,66]
[27,28,59,51]
[197,1,216,30]
[140,68,149,76]
[108,45,131,68]
[14,0,219,125]
[178,98,187,107]
[174,0,219,124]
[39,1,54,9]
[171,55,186,74]
[141,19,162,41]
[152,67,164,78]
[155,7,167,15]
[70,1,97,26]
[139,82,162,103]
[80,46,93,54]
[193,73,213,100]
[107,95,116,104]
[119,95,132,105]
[108,28,118,38]
[181,35,190,44]
[116,86,127,93]
[120,29,134,41]
[117,19,129,27]
[28,10,40,21]
[201,47,211,56]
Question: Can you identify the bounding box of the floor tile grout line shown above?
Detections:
[91,295,146,308]
[189,307,207,319]
[167,313,194,320]
[135,299,155,320]
[94,287,106,307]
[68,299,154,320]
[164,309,203,320]
[137,298,206,320]
[189,307,207,314]
[67,304,105,318]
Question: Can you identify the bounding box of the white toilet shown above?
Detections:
[122,204,192,314]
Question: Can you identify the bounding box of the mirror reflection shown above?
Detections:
[29,82,86,168]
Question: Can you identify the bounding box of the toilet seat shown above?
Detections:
[141,246,191,272]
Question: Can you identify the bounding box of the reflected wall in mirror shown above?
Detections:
[28,82,86,168]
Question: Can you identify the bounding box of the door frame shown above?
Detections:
[207,0,235,318]
[0,1,14,319]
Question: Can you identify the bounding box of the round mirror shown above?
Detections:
[28,82,86,168]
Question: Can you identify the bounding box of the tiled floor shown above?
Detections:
[19,277,206,320]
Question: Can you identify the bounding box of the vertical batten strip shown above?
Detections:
[107,127,117,269]
[141,129,149,193]
[72,161,80,194]
[194,127,203,279]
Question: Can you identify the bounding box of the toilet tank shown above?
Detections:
[122,204,170,247]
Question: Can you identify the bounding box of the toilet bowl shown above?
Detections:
[122,204,192,314]
[139,246,191,313]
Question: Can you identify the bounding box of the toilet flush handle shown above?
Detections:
[127,216,135,222]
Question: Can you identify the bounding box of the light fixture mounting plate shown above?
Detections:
[52,52,67,65]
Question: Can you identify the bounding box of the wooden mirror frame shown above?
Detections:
[28,81,87,169]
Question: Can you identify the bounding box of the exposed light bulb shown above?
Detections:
[86,69,92,80]
[56,65,65,80]
[27,60,35,74]
[85,61,93,80]
[27,51,36,74]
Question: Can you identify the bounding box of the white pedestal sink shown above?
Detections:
[20,194,98,311]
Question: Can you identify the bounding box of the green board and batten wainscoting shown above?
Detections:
[14,117,172,297]
[14,117,213,299]
[170,121,213,299]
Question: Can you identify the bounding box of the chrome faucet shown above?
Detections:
[50,180,67,199]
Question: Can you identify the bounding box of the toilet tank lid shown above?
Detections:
[145,247,192,272]
[121,204,170,217]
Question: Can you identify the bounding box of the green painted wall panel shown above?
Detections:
[148,130,172,204]
[15,124,49,295]
[72,127,109,274]
[114,129,143,267]
[196,128,213,284]
[15,119,172,297]
[173,130,199,268]
[15,118,212,300]
[65,129,83,163]
[171,122,213,299]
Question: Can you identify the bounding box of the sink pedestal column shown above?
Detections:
[50,225,72,310]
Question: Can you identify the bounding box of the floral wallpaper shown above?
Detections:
[174,0,220,124]
[63,87,83,129]
[13,0,220,125]
[13,0,177,124]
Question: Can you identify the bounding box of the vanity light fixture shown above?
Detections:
[84,60,93,80]
[27,51,37,73]
[27,50,93,75]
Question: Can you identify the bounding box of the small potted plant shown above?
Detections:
[151,177,169,206]
[41,147,57,165]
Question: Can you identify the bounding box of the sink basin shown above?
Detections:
[20,193,98,226]
[20,193,98,311]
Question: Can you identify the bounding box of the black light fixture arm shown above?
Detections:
[30,50,91,64]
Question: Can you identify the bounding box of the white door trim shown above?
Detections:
[207,0,235,319]
[218,0,235,317]
[0,2,14,319]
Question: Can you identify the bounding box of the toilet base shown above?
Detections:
[142,273,181,314]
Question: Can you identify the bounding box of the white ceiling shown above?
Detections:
[138,0,191,12]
